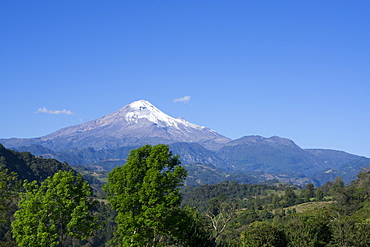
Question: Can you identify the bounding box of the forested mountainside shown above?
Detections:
[0,143,72,183]
[12,137,370,187]
[0,144,103,194]
[2,144,370,246]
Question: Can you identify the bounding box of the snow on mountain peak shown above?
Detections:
[128,99,155,111]
[10,99,231,151]
[124,100,204,130]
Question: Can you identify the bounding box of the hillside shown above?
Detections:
[0,144,103,192]
[216,136,370,185]
[0,144,73,183]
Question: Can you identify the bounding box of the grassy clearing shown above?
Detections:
[284,201,333,213]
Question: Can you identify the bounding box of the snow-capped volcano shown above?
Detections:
[2,100,231,151]
[97,100,206,130]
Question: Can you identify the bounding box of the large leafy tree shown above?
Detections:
[11,170,98,247]
[104,144,187,246]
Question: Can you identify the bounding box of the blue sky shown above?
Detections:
[1,1,369,157]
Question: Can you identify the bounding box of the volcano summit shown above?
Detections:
[0,100,231,151]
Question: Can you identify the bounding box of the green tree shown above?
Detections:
[303,183,315,202]
[284,208,331,247]
[0,168,19,246]
[282,187,297,207]
[329,213,356,246]
[11,170,98,247]
[315,188,324,201]
[170,206,213,247]
[329,177,345,196]
[104,144,187,246]
[0,168,18,222]
[240,221,287,247]
[271,194,281,208]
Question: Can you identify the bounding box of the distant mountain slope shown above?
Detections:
[0,100,230,151]
[215,136,370,185]
[7,143,261,186]
[15,144,55,156]
[169,142,226,167]
[13,143,224,169]
[217,136,321,175]
[10,137,370,186]
[305,149,361,169]
[183,163,259,186]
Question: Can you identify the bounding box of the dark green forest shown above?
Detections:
[1,143,370,246]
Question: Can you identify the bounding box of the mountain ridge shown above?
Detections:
[9,137,370,186]
[1,100,370,186]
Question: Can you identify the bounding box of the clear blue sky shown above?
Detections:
[1,1,369,157]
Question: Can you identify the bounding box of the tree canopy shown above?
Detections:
[104,144,188,246]
[11,170,99,247]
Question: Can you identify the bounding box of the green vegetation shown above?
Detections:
[238,173,370,246]
[12,171,99,247]
[103,144,216,246]
[2,143,370,246]
[104,144,188,246]
[0,168,18,222]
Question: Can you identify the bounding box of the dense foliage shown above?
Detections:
[239,173,370,246]
[12,171,99,247]
[0,145,111,247]
[2,143,370,246]
[104,144,189,246]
